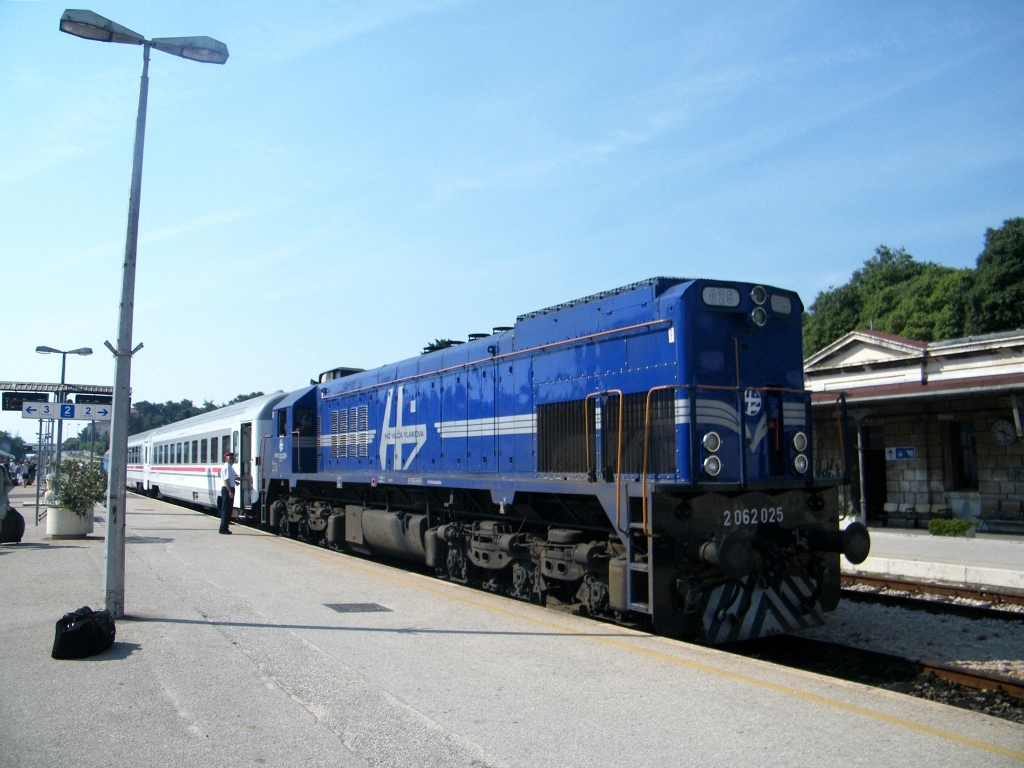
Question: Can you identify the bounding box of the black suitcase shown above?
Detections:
[0,507,24,544]
[51,606,116,659]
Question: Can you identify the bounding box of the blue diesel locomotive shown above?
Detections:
[261,277,868,643]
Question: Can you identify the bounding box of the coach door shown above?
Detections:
[240,423,252,509]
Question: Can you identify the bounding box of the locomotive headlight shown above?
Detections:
[703,455,722,477]
[793,454,808,474]
[792,431,808,452]
[702,431,721,453]
[751,307,767,327]
[750,285,767,305]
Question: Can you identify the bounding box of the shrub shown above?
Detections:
[56,459,108,518]
[927,518,975,537]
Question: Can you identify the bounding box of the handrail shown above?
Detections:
[584,389,625,532]
[640,385,688,536]
[835,393,848,483]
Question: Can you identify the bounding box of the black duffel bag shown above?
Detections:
[51,606,116,659]
[0,507,25,544]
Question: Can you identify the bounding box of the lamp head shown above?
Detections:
[36,346,60,354]
[69,348,93,356]
[60,10,145,45]
[150,36,229,64]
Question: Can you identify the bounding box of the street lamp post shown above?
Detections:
[35,345,93,489]
[60,10,228,618]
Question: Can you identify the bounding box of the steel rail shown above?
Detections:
[841,574,1024,608]
[777,635,1024,702]
[840,587,1024,623]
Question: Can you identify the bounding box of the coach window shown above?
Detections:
[223,435,231,458]
[201,439,208,463]
[192,440,198,463]
[210,437,218,463]
[176,443,182,464]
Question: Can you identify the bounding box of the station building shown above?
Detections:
[806,329,1024,530]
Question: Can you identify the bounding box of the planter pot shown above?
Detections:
[47,506,94,538]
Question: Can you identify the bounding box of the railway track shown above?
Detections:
[728,635,1024,724]
[841,575,1024,622]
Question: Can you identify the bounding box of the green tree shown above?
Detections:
[225,391,264,406]
[964,218,1024,335]
[128,399,217,435]
[0,430,29,461]
[803,246,971,357]
[126,393,265,435]
[67,424,109,456]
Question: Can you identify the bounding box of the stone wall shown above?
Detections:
[813,395,1024,520]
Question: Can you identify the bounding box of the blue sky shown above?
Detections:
[2,1,1023,440]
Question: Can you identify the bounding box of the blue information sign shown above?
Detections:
[885,446,916,461]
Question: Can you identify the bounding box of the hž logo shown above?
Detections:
[744,389,767,450]
[379,385,427,470]
[744,389,762,416]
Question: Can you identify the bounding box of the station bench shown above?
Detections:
[977,498,1024,533]
[881,502,953,529]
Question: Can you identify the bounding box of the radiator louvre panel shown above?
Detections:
[537,390,676,476]
[537,399,596,473]
[602,390,676,475]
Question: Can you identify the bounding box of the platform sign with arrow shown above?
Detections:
[22,402,111,421]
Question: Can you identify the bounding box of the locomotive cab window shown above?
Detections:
[294,407,315,436]
[278,410,287,437]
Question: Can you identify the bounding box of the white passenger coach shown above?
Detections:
[126,393,287,518]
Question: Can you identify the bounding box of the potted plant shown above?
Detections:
[47,459,107,538]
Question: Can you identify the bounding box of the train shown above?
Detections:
[127,277,869,643]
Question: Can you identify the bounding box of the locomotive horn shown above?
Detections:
[699,534,756,580]
[806,522,871,565]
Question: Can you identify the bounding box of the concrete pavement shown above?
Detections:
[843,528,1024,590]
[2,486,1022,767]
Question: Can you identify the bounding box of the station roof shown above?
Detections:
[804,329,1024,406]
[0,381,114,395]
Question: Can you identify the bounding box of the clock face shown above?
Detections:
[992,419,1017,446]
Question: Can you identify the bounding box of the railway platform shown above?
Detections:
[842,527,1024,591]
[2,486,1022,767]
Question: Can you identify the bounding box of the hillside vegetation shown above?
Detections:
[803,218,1024,357]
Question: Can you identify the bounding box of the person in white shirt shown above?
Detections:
[219,452,239,534]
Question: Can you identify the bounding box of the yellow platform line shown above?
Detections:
[267,536,1024,763]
